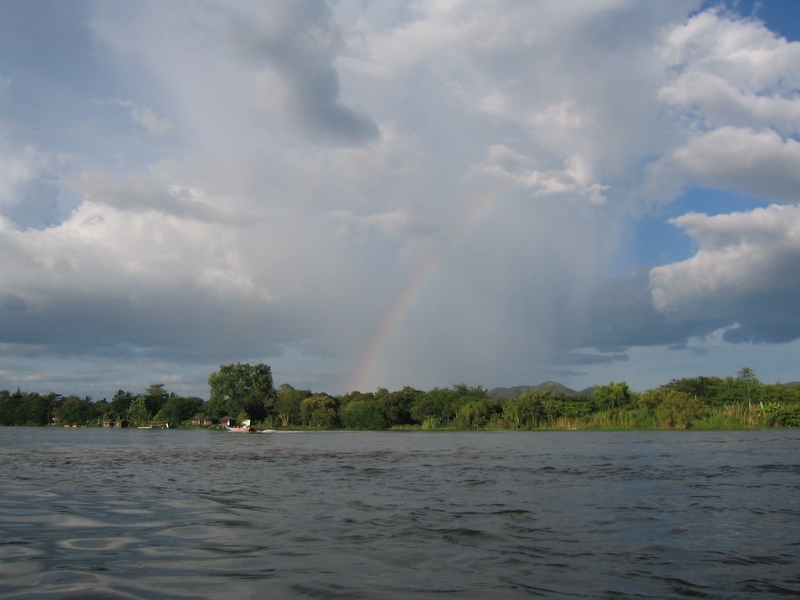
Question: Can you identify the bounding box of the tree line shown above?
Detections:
[0,383,203,428]
[1,364,799,429]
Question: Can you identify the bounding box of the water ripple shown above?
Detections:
[0,429,798,598]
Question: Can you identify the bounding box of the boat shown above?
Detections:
[225,425,254,433]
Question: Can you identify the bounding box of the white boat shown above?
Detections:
[225,425,254,433]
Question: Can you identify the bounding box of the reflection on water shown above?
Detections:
[1,428,799,599]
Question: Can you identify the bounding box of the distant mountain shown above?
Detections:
[488,381,594,400]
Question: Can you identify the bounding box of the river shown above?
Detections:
[1,428,798,599]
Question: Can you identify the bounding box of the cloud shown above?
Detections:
[556,270,727,353]
[101,98,174,137]
[71,172,256,225]
[650,204,800,342]
[0,144,54,207]
[471,146,609,204]
[0,197,293,359]
[659,71,800,134]
[667,127,800,203]
[222,0,380,144]
[5,2,800,396]
[647,8,800,204]
[0,141,65,229]
[329,209,436,239]
[660,7,800,97]
[90,1,380,146]
[343,1,699,203]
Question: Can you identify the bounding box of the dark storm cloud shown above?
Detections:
[0,289,300,362]
[219,0,379,144]
[564,271,728,351]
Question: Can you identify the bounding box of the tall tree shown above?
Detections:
[144,384,170,416]
[108,390,134,419]
[275,384,311,426]
[128,396,151,426]
[736,366,761,409]
[208,363,275,421]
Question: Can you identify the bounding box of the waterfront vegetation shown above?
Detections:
[1,364,799,430]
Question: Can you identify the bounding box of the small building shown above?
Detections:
[219,416,236,427]
[102,418,129,428]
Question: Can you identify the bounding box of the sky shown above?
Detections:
[1,0,800,399]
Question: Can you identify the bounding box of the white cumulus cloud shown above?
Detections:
[668,127,800,203]
[650,204,800,342]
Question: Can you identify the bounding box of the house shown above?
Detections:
[102,418,129,428]
[219,416,236,427]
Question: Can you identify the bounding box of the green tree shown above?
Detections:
[664,376,725,404]
[274,384,311,426]
[300,394,338,427]
[144,384,170,416]
[107,390,134,419]
[411,387,456,423]
[501,398,522,428]
[658,390,702,428]
[377,386,421,426]
[410,384,490,425]
[736,366,761,409]
[56,395,101,426]
[127,396,151,426]
[340,399,388,429]
[208,363,275,421]
[593,382,631,411]
[155,396,203,428]
[0,390,57,426]
[515,392,547,427]
[454,399,492,429]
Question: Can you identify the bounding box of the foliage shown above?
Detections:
[106,390,135,419]
[409,384,490,425]
[155,396,204,428]
[300,394,339,428]
[663,376,725,404]
[376,386,421,426]
[639,388,703,428]
[593,382,632,411]
[127,396,151,426]
[56,395,102,426]
[275,384,312,426]
[143,384,170,416]
[3,365,800,431]
[410,387,456,423]
[736,366,761,408]
[340,399,388,430]
[0,390,58,426]
[208,363,275,421]
[454,399,495,429]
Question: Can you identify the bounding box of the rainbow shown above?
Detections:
[348,180,516,392]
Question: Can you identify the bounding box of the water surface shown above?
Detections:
[1,428,798,598]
